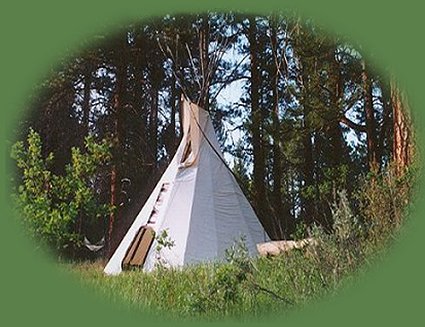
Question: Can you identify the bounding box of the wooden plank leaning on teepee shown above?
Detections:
[122,226,155,267]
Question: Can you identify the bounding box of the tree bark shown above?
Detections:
[328,49,346,167]
[270,18,292,239]
[150,84,159,165]
[302,125,316,226]
[391,78,413,176]
[82,63,92,138]
[198,15,210,110]
[362,61,379,171]
[134,27,147,153]
[168,72,178,154]
[76,62,92,238]
[377,79,393,165]
[107,35,127,257]
[248,17,268,236]
[271,25,283,234]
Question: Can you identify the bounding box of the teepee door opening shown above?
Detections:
[122,226,155,267]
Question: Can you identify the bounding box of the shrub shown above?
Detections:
[357,164,416,248]
[11,128,113,255]
[153,228,176,268]
[187,237,253,315]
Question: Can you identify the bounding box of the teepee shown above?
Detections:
[104,98,268,275]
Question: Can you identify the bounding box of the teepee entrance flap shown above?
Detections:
[179,99,209,168]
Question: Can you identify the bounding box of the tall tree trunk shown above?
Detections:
[391,78,413,176]
[199,14,210,110]
[329,49,346,168]
[377,79,393,166]
[107,36,127,257]
[270,18,292,239]
[248,17,268,236]
[168,72,178,155]
[134,27,147,155]
[362,61,379,171]
[76,63,92,238]
[302,125,316,227]
[150,84,159,165]
[271,33,283,237]
[82,64,92,139]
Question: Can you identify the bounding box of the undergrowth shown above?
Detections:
[69,165,416,321]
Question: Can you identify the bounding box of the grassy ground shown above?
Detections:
[67,167,414,321]
[67,239,383,321]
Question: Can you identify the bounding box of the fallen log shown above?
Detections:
[256,238,317,257]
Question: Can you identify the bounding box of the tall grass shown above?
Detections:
[70,251,340,321]
[69,165,416,321]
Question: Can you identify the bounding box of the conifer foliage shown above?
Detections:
[10,12,415,258]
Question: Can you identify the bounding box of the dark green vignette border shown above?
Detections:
[1,1,424,326]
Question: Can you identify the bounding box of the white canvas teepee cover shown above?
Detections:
[104,99,268,275]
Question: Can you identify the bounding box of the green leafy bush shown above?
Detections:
[11,128,113,255]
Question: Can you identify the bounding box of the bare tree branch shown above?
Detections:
[340,115,366,132]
